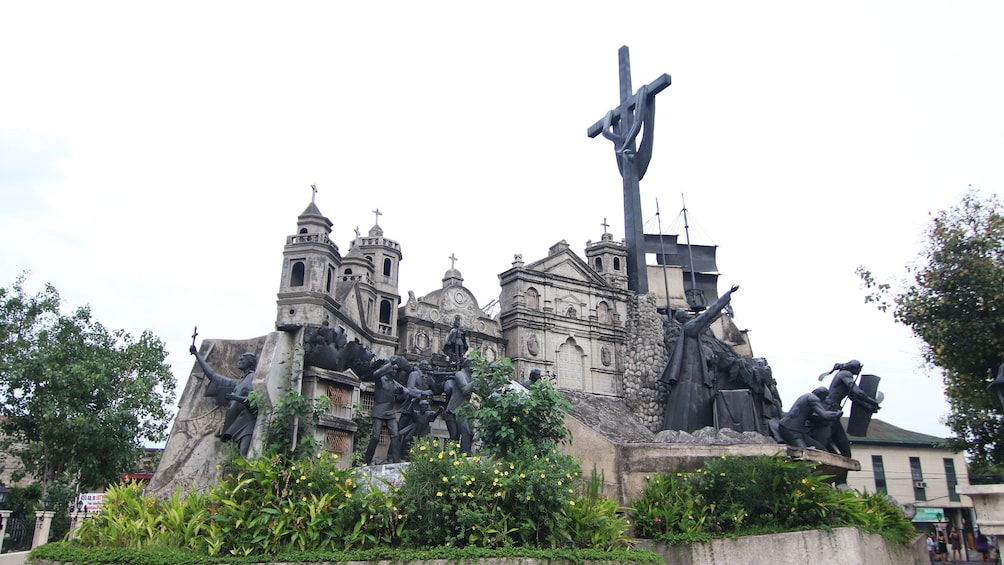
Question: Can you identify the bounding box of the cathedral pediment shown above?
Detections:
[525,248,610,288]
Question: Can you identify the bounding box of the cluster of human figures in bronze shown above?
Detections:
[309,314,475,465]
[660,284,883,462]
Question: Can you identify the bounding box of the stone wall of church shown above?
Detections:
[622,294,669,433]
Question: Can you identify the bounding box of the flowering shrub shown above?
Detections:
[399,437,583,548]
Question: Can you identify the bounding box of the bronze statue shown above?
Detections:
[811,360,881,456]
[778,387,842,450]
[396,399,443,461]
[521,368,542,389]
[362,362,406,465]
[660,284,739,432]
[190,344,258,456]
[442,358,476,453]
[587,46,671,293]
[442,315,468,367]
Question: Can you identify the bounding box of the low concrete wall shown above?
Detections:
[640,527,928,565]
[0,551,29,565]
[25,528,927,565]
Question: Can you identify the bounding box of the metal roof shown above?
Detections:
[845,417,948,448]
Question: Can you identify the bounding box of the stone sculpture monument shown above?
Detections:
[588,45,671,294]
[189,342,259,457]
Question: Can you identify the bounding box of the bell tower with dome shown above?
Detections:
[275,193,342,332]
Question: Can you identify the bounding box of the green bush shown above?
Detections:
[205,451,396,555]
[630,455,917,544]
[398,437,583,548]
[566,468,633,550]
[76,481,210,550]
[463,353,571,457]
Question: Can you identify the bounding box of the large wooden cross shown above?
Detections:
[588,46,671,294]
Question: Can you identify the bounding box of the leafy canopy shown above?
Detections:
[462,353,571,457]
[859,188,1004,467]
[0,273,175,489]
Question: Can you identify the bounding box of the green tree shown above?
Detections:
[0,274,176,491]
[463,353,571,457]
[858,188,1004,467]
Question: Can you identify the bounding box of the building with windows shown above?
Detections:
[846,418,973,541]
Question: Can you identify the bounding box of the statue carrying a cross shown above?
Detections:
[588,46,671,294]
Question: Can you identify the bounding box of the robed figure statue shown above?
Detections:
[660,284,739,432]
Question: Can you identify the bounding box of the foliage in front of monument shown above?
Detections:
[203,451,397,554]
[397,437,610,548]
[631,455,916,544]
[858,188,1004,468]
[0,273,175,492]
[76,481,211,551]
[463,352,571,457]
[71,443,630,556]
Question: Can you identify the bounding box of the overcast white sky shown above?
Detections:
[2,2,1002,441]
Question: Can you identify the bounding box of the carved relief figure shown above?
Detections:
[189,345,258,456]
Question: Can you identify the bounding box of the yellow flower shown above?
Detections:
[539,473,545,478]
[438,452,444,459]
[720,473,726,477]
[345,492,352,498]
[317,452,323,458]
[569,500,575,506]
[419,445,427,451]
[520,473,526,478]
[453,460,461,466]
[300,475,306,481]
[302,496,307,502]
[442,476,449,482]
[512,416,517,422]
[436,491,444,497]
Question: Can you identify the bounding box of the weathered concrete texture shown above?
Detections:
[146,332,293,498]
[621,295,668,433]
[641,527,928,565]
[562,404,860,505]
[957,484,1004,535]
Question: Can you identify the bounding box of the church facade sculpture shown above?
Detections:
[189,344,258,457]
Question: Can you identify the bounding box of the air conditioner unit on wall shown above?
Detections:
[915,481,928,489]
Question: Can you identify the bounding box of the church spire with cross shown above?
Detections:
[368,208,384,237]
[442,252,464,288]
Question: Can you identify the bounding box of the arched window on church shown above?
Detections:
[326,266,333,293]
[557,337,585,391]
[379,299,392,324]
[594,257,603,271]
[383,257,392,277]
[525,287,539,310]
[290,261,305,287]
[565,306,578,318]
[597,301,611,324]
[613,257,621,271]
[299,227,308,234]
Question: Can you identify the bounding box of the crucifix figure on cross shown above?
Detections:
[311,183,317,203]
[588,46,671,295]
